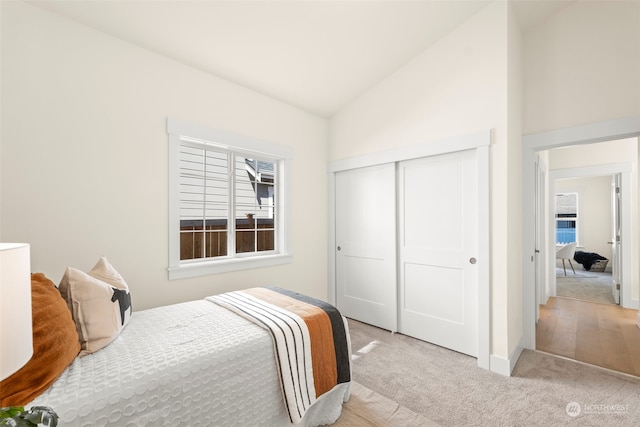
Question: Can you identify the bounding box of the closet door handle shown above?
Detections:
[469,257,477,264]
[337,246,342,251]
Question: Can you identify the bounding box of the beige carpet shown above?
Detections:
[334,382,439,426]
[556,268,615,304]
[347,318,640,426]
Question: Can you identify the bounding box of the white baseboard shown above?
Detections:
[637,312,640,329]
[490,339,524,376]
[490,354,511,376]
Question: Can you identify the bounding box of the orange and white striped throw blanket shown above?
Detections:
[207,287,351,424]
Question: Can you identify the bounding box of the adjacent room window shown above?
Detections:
[555,192,578,244]
[167,118,292,279]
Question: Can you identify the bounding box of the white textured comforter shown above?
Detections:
[30,299,350,426]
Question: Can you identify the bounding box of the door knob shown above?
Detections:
[337,246,341,251]
[469,257,477,264]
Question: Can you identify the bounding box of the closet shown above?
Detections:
[330,135,489,359]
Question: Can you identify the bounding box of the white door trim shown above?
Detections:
[522,116,640,350]
[328,131,491,371]
[328,130,490,173]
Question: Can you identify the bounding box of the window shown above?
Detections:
[555,192,578,244]
[179,147,275,259]
[167,118,292,279]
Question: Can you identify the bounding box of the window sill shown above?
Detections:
[168,254,292,280]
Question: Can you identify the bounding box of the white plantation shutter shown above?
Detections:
[179,143,230,259]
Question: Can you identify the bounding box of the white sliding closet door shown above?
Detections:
[335,163,397,331]
[398,150,478,357]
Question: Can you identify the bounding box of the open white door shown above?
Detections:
[610,174,622,305]
[397,150,478,357]
[534,157,548,319]
[335,163,397,331]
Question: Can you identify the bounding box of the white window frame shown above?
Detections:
[167,117,293,279]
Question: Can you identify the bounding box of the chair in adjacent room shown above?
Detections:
[556,242,577,276]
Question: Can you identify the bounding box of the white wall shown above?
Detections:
[506,2,523,364]
[0,1,329,310]
[329,2,508,160]
[330,1,519,363]
[523,0,640,133]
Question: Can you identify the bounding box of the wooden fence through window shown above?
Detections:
[180,218,274,260]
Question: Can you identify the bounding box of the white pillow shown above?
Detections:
[59,257,132,356]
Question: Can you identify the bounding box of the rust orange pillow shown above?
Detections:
[0,273,80,406]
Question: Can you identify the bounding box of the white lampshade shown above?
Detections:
[0,243,33,381]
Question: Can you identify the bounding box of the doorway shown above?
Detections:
[522,117,640,372]
[548,164,632,307]
[552,173,617,307]
[539,156,636,375]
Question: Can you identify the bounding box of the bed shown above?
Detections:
[0,259,351,426]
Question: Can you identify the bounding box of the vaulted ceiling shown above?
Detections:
[28,0,574,117]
